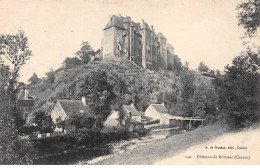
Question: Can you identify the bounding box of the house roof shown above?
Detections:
[150,104,168,113]
[17,89,34,100]
[58,100,90,117]
[123,105,141,116]
[16,99,34,107]
[161,114,183,120]
[16,88,34,107]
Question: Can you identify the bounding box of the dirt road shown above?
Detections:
[89,124,228,165]
[155,126,260,165]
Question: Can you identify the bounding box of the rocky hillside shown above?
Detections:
[28,58,182,113]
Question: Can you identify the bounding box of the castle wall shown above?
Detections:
[142,30,152,69]
[114,27,127,57]
[152,42,161,70]
[102,15,176,71]
[103,27,115,59]
[167,50,174,69]
[133,33,142,66]
[159,37,167,69]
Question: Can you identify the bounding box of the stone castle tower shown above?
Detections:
[101,14,176,70]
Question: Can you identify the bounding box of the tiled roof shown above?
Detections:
[150,104,168,113]
[161,114,183,120]
[17,89,34,100]
[16,99,34,107]
[58,100,90,117]
[16,89,34,106]
[123,105,141,116]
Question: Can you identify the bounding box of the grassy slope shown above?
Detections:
[94,124,227,165]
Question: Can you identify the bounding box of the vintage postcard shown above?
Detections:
[0,0,259,165]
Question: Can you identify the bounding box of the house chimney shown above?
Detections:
[119,13,121,17]
[131,103,135,108]
[81,97,86,106]
[24,89,29,100]
[162,102,165,106]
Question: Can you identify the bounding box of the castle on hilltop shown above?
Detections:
[101,14,177,70]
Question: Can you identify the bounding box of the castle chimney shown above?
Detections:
[81,97,86,106]
[109,15,112,24]
[24,89,29,100]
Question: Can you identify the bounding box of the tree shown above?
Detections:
[34,110,54,133]
[75,41,95,64]
[236,0,260,37]
[63,56,82,69]
[214,49,260,129]
[65,112,95,133]
[0,30,33,164]
[198,61,209,73]
[180,70,196,116]
[55,117,66,132]
[0,29,32,107]
[45,69,55,84]
[28,72,39,85]
[67,70,116,129]
[173,55,183,74]
[192,78,218,119]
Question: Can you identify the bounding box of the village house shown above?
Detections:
[125,118,144,133]
[122,103,142,122]
[103,110,120,127]
[103,104,144,133]
[16,87,35,123]
[144,103,168,120]
[50,97,89,124]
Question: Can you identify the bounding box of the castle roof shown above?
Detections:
[167,43,174,49]
[123,16,130,23]
[104,15,126,30]
[141,20,152,31]
[131,21,141,33]
[157,32,166,39]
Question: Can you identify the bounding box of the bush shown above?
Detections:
[31,130,130,157]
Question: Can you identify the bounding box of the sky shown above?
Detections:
[0,0,255,83]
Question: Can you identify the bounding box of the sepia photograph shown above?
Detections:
[0,0,259,165]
